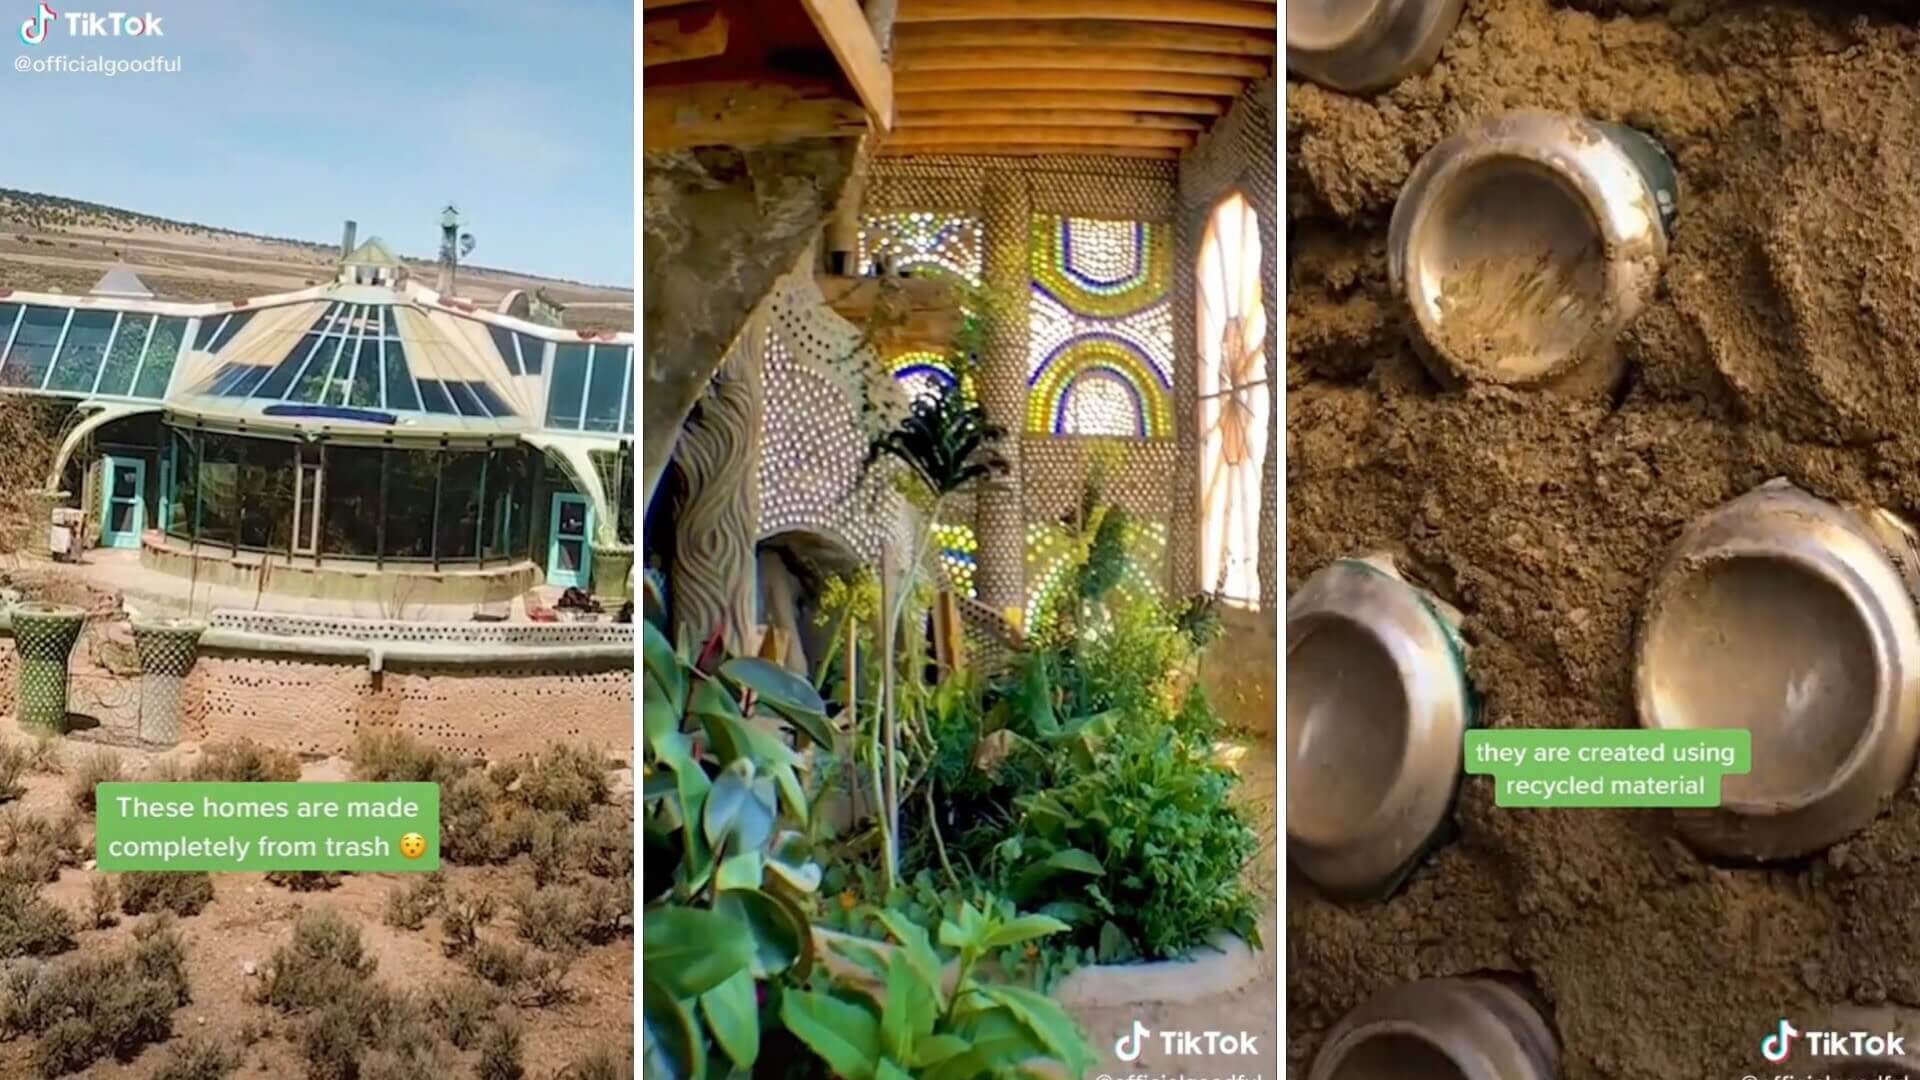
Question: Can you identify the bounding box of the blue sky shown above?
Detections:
[5,0,634,286]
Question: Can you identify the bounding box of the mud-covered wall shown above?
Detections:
[640,139,861,502]
[1287,2,1920,1075]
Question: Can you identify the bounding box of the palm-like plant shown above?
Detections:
[861,379,1007,887]
[863,380,1008,498]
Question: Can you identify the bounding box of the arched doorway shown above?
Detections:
[755,528,861,677]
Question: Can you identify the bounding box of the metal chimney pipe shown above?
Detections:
[341,219,357,258]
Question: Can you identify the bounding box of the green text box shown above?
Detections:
[96,783,439,872]
[1464,729,1751,808]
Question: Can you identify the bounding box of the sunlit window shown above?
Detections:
[1196,193,1267,608]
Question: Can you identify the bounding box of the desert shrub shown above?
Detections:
[119,872,214,917]
[441,772,514,866]
[266,871,343,892]
[262,909,375,1014]
[508,880,626,952]
[0,742,31,801]
[519,744,609,820]
[438,892,496,957]
[463,941,569,1006]
[190,739,301,783]
[153,1035,241,1080]
[66,748,124,813]
[476,1018,525,1080]
[6,918,189,1077]
[86,876,116,929]
[25,736,61,776]
[143,757,192,783]
[425,978,499,1051]
[559,1046,634,1080]
[383,874,444,931]
[299,984,448,1080]
[0,810,85,885]
[350,731,467,785]
[0,879,75,958]
[575,803,635,882]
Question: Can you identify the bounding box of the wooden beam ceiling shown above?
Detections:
[642,5,729,68]
[878,0,1275,160]
[897,0,1276,28]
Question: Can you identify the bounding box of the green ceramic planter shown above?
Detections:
[132,616,205,747]
[591,543,634,604]
[11,603,86,731]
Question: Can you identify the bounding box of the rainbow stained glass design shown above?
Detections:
[934,521,977,598]
[1027,215,1174,439]
[858,213,983,285]
[890,350,969,406]
[1024,518,1169,630]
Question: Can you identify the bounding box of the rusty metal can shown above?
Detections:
[1286,0,1466,95]
[1287,553,1474,897]
[1309,976,1561,1080]
[1637,480,1920,860]
[1389,110,1680,394]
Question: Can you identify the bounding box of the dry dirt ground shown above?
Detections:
[0,190,633,333]
[0,725,633,1079]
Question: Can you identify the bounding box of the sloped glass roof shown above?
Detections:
[187,301,517,421]
[0,302,188,401]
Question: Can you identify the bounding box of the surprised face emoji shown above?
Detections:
[398,832,427,860]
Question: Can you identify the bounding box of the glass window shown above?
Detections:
[41,306,109,392]
[255,333,323,400]
[383,450,438,559]
[383,340,420,411]
[582,345,628,432]
[133,317,188,399]
[436,451,485,561]
[4,306,69,389]
[517,334,546,375]
[482,447,533,562]
[322,445,383,557]
[196,432,241,547]
[192,314,228,351]
[615,443,635,544]
[348,339,383,407]
[290,330,345,403]
[546,344,589,429]
[166,428,199,541]
[446,380,488,418]
[0,304,19,347]
[207,309,257,352]
[96,313,153,397]
[469,383,512,418]
[238,439,293,551]
[488,325,521,376]
[1196,193,1268,609]
[415,379,457,415]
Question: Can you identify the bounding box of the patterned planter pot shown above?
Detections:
[1287,553,1474,897]
[131,616,205,747]
[1637,480,1920,860]
[1310,977,1560,1079]
[10,603,86,731]
[591,543,634,605]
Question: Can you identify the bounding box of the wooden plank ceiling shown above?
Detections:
[884,0,1276,160]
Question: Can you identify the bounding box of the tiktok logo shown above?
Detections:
[1114,1020,1150,1063]
[1761,1018,1800,1063]
[19,2,56,45]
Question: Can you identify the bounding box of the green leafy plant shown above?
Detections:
[783,899,1094,1080]
[642,619,830,1079]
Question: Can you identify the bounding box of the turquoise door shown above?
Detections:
[100,456,146,549]
[547,493,593,589]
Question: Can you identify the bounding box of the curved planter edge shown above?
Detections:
[811,927,1259,1009]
